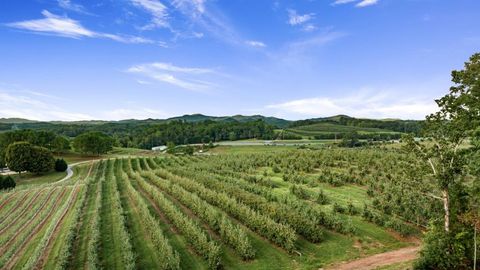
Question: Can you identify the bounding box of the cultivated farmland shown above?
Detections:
[0,148,423,269]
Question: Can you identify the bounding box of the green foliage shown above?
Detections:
[73,131,113,155]
[339,131,364,148]
[55,158,68,172]
[29,146,55,174]
[316,190,329,205]
[0,175,16,190]
[5,141,33,173]
[414,225,473,270]
[52,136,70,153]
[402,52,480,264]
[5,142,53,174]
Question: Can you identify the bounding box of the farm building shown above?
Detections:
[151,145,168,151]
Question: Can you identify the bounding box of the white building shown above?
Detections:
[151,145,168,151]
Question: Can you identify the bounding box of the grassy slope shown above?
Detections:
[12,171,67,186]
[287,122,400,138]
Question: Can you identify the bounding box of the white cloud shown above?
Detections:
[245,40,266,47]
[331,0,379,8]
[356,0,379,7]
[130,0,169,30]
[7,10,94,38]
[287,9,314,26]
[332,0,357,5]
[127,62,216,91]
[172,0,206,16]
[0,90,93,121]
[57,0,90,14]
[6,10,161,45]
[302,24,317,32]
[265,90,438,120]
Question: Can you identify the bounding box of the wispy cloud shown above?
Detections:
[356,0,379,8]
[130,0,169,30]
[245,40,266,48]
[5,10,163,45]
[171,0,247,46]
[265,90,438,120]
[0,90,93,121]
[332,0,357,5]
[57,0,91,14]
[126,62,216,91]
[287,9,314,26]
[332,0,379,8]
[302,24,317,32]
[172,0,206,14]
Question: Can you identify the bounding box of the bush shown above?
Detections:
[316,190,329,205]
[414,225,473,270]
[55,159,68,172]
[333,202,346,213]
[0,175,16,190]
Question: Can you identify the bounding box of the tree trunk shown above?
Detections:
[442,189,450,232]
[474,225,477,270]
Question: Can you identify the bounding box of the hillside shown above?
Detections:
[167,114,291,128]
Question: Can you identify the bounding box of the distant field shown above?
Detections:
[286,122,401,138]
[0,148,419,269]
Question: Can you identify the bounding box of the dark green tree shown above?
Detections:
[28,146,55,174]
[339,131,362,148]
[55,158,68,172]
[0,175,16,190]
[52,136,70,153]
[5,141,34,174]
[72,132,114,155]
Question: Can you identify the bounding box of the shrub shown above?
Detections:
[333,202,346,214]
[55,158,68,172]
[316,190,329,205]
[414,225,473,270]
[0,175,16,190]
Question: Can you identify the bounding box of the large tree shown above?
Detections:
[72,131,114,155]
[29,146,55,174]
[405,53,480,269]
[5,141,34,174]
[52,136,71,153]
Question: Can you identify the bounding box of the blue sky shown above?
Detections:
[0,0,479,121]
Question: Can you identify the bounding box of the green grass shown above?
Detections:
[12,171,67,186]
[290,122,396,134]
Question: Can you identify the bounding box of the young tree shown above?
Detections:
[5,141,34,174]
[405,53,480,233]
[405,53,480,269]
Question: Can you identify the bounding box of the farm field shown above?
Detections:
[0,148,422,269]
[285,122,402,139]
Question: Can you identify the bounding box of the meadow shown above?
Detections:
[0,146,422,270]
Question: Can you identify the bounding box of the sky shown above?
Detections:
[0,0,479,121]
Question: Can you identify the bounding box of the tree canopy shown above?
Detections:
[404,53,480,269]
[72,131,114,155]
